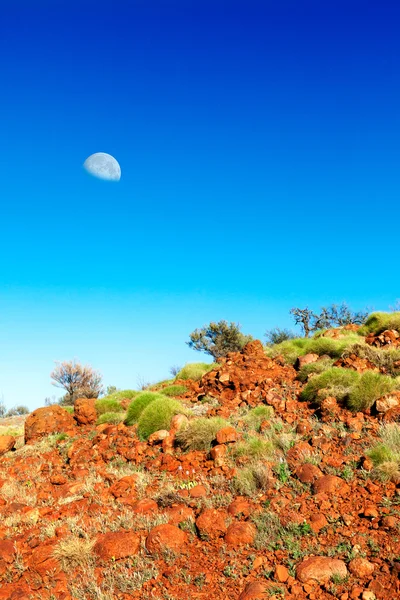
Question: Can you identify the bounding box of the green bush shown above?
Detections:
[300,367,360,403]
[242,405,274,431]
[96,412,125,425]
[64,406,74,414]
[306,335,360,358]
[367,423,400,482]
[347,371,397,411]
[148,379,174,391]
[160,385,188,397]
[232,436,274,460]
[297,357,335,383]
[137,398,185,440]
[175,417,229,451]
[358,312,400,336]
[176,363,218,382]
[231,462,271,496]
[95,398,125,416]
[124,392,165,426]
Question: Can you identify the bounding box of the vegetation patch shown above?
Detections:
[103,389,139,402]
[95,398,124,416]
[242,405,274,432]
[231,462,271,496]
[124,392,165,426]
[160,385,188,397]
[96,412,125,425]
[300,367,359,404]
[367,423,400,482]
[231,436,274,460]
[175,417,229,451]
[358,311,400,336]
[297,357,335,383]
[347,371,397,411]
[137,398,185,440]
[176,363,218,382]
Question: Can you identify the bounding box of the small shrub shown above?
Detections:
[53,535,95,570]
[359,312,400,336]
[265,338,310,365]
[96,412,125,425]
[300,367,359,403]
[231,462,271,496]
[137,398,185,440]
[175,417,229,451]
[265,328,296,346]
[124,392,165,426]
[231,437,274,460]
[242,405,274,432]
[95,398,124,416]
[367,423,400,482]
[64,406,74,414]
[160,385,188,397]
[176,363,218,382]
[347,371,396,411]
[306,335,360,358]
[297,357,335,383]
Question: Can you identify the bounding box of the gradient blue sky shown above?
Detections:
[1,0,400,410]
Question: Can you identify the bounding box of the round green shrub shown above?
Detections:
[300,367,360,403]
[96,412,125,425]
[64,406,74,414]
[175,416,229,451]
[176,363,218,382]
[95,398,124,416]
[297,357,335,383]
[160,385,188,397]
[347,371,397,411]
[137,398,185,440]
[124,392,165,426]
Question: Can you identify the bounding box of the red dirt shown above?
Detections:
[0,337,399,599]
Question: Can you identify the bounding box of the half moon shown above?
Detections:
[83,152,121,181]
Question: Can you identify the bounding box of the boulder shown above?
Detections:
[224,522,256,547]
[196,508,228,539]
[295,353,320,370]
[375,392,400,414]
[296,556,348,584]
[25,406,76,443]
[145,524,186,554]
[295,463,323,484]
[94,531,140,561]
[313,475,350,496]
[239,581,268,600]
[216,426,239,444]
[348,558,375,578]
[0,436,16,456]
[74,398,97,425]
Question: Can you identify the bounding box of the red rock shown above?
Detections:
[224,522,256,547]
[109,475,137,498]
[275,564,289,582]
[210,444,227,465]
[348,558,375,578]
[375,392,400,413]
[313,475,350,496]
[296,353,320,370]
[170,414,189,433]
[362,505,379,519]
[130,498,158,514]
[380,515,398,529]
[74,398,97,425]
[189,484,207,498]
[286,441,314,468]
[0,436,16,456]
[295,463,323,483]
[309,513,328,533]
[30,543,61,577]
[165,505,195,526]
[196,508,228,539]
[145,524,187,554]
[148,430,170,444]
[25,406,76,443]
[216,426,239,444]
[50,473,67,485]
[94,531,140,561]
[296,556,348,584]
[0,540,17,563]
[239,581,268,600]
[227,497,253,518]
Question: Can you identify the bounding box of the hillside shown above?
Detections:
[0,317,400,599]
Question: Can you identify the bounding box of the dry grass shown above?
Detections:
[0,480,37,506]
[53,535,96,570]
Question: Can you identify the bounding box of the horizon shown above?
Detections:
[2,1,400,410]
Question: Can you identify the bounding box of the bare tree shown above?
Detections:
[50,360,103,405]
[169,365,182,377]
[289,308,317,338]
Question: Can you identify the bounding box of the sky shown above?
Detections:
[1,0,400,410]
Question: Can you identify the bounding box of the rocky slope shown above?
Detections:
[0,338,399,599]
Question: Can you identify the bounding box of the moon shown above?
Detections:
[83,152,121,181]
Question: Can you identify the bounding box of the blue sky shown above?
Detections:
[1,0,400,409]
